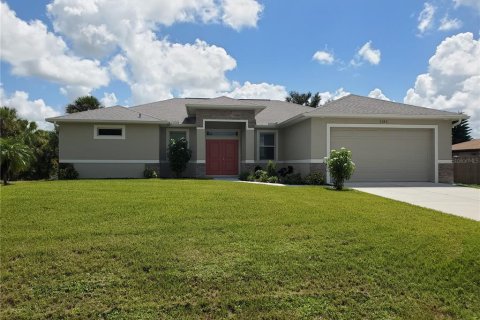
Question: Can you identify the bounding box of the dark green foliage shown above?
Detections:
[167,138,192,178]
[238,171,250,181]
[58,163,79,180]
[282,173,303,185]
[266,160,277,177]
[278,166,293,177]
[66,96,103,114]
[304,171,325,185]
[143,168,158,179]
[0,107,59,182]
[285,91,321,108]
[0,138,34,185]
[452,119,472,144]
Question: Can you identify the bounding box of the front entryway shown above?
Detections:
[206,140,239,175]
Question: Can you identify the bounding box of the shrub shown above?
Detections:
[254,165,262,172]
[58,163,79,180]
[266,160,277,177]
[247,173,256,181]
[267,176,279,183]
[282,173,303,185]
[143,168,158,178]
[277,166,293,177]
[257,170,269,182]
[325,148,355,190]
[168,138,192,178]
[239,171,250,181]
[304,171,325,185]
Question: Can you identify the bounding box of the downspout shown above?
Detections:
[452,118,462,128]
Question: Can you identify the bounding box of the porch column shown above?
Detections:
[196,127,206,177]
[243,125,255,172]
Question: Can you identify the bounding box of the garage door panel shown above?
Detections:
[331,128,434,182]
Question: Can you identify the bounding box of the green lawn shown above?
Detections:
[1,180,479,319]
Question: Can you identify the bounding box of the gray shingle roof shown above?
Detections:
[306,94,465,118]
[131,97,312,125]
[47,94,466,125]
[46,106,166,123]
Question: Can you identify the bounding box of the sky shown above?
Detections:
[0,0,479,136]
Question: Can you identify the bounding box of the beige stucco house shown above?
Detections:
[46,94,467,183]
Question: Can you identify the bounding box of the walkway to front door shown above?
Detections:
[206,140,239,175]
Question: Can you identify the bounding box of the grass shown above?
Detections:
[1,180,479,319]
[456,183,480,189]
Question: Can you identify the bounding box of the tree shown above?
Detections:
[325,148,356,190]
[285,91,321,108]
[167,138,192,178]
[0,106,22,137]
[66,96,103,114]
[0,138,34,185]
[452,119,472,144]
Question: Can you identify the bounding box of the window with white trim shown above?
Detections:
[259,132,276,160]
[167,129,189,144]
[94,125,125,139]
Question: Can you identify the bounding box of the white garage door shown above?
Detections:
[330,127,434,182]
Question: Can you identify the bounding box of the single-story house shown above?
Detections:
[452,139,480,158]
[46,94,467,183]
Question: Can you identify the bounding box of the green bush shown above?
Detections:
[247,173,256,181]
[143,168,158,178]
[304,171,325,185]
[325,148,355,190]
[239,171,250,181]
[266,160,277,177]
[254,169,266,179]
[282,173,303,185]
[58,163,79,180]
[267,176,279,183]
[257,171,269,182]
[168,138,192,178]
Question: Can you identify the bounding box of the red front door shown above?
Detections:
[206,140,238,175]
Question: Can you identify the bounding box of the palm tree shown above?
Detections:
[0,107,21,137]
[285,91,321,108]
[0,138,34,185]
[66,96,103,114]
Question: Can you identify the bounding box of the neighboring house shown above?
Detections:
[452,139,480,184]
[46,94,466,183]
[452,139,480,158]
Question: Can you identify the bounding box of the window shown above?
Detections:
[167,128,189,145]
[169,131,187,141]
[94,125,125,139]
[206,131,238,136]
[259,132,276,161]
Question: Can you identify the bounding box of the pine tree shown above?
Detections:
[452,119,472,144]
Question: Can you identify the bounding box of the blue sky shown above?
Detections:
[1,0,479,135]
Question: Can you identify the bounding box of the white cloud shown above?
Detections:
[439,15,463,31]
[222,0,263,30]
[368,88,391,101]
[100,92,118,107]
[60,85,92,101]
[418,2,436,34]
[225,81,287,100]
[404,32,480,137]
[0,86,60,130]
[46,0,275,105]
[453,0,480,13]
[0,2,109,92]
[353,41,381,66]
[319,88,350,105]
[312,51,334,64]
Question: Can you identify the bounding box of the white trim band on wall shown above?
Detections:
[438,160,453,164]
[60,159,159,164]
[326,123,439,184]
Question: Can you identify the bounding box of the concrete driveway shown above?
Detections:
[348,182,480,221]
